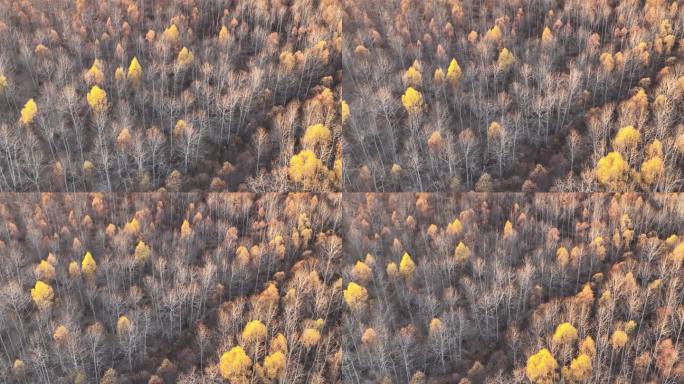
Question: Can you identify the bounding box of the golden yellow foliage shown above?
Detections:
[576,284,594,306]
[556,247,569,267]
[177,47,194,69]
[526,348,558,384]
[341,100,349,124]
[447,58,462,87]
[35,260,56,281]
[611,330,628,349]
[68,261,81,279]
[0,75,7,93]
[434,68,445,85]
[127,57,142,87]
[219,346,252,380]
[427,131,443,150]
[116,315,131,334]
[218,25,230,44]
[595,152,628,188]
[300,328,321,348]
[302,124,331,149]
[497,48,515,70]
[447,219,463,235]
[613,126,641,151]
[352,260,373,283]
[162,24,180,45]
[399,252,416,279]
[669,242,684,263]
[562,354,592,383]
[20,99,38,126]
[180,219,192,238]
[263,351,286,380]
[344,282,368,310]
[82,251,97,280]
[134,241,150,263]
[552,322,578,345]
[485,25,502,42]
[454,242,471,263]
[123,218,140,235]
[503,220,515,239]
[84,59,104,85]
[600,53,615,73]
[31,280,54,310]
[541,27,553,45]
[386,262,399,278]
[288,150,325,188]
[401,87,424,116]
[87,85,108,113]
[242,320,267,344]
[580,336,596,358]
[487,121,502,140]
[640,156,664,186]
[428,318,444,336]
[404,66,422,86]
[270,333,288,354]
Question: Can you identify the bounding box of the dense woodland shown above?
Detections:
[0,193,344,383]
[344,0,684,191]
[342,193,683,383]
[0,0,342,192]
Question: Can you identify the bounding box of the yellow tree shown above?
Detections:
[20,99,38,126]
[344,282,368,310]
[613,126,640,153]
[162,24,180,45]
[177,47,194,69]
[34,260,56,281]
[447,58,462,87]
[401,87,424,116]
[526,348,558,384]
[300,328,321,348]
[562,354,592,383]
[31,280,54,310]
[219,346,252,380]
[454,242,471,263]
[596,152,628,189]
[552,322,578,345]
[82,251,97,281]
[399,252,416,279]
[640,156,664,186]
[263,351,285,380]
[302,124,331,150]
[84,59,105,85]
[242,320,267,344]
[127,57,142,87]
[87,85,108,113]
[134,240,150,263]
[497,48,516,70]
[288,150,326,189]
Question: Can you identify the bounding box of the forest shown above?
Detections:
[0,193,344,383]
[344,0,684,191]
[342,193,683,383]
[0,0,342,192]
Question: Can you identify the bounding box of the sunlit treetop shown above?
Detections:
[162,23,180,45]
[596,152,628,189]
[177,47,194,69]
[87,85,108,113]
[31,280,54,310]
[404,65,422,87]
[82,251,97,280]
[447,58,462,87]
[219,346,252,380]
[84,59,104,86]
[401,87,424,116]
[242,320,267,344]
[302,124,331,149]
[485,24,502,43]
[344,282,368,310]
[611,330,628,349]
[497,48,516,70]
[613,126,641,151]
[218,25,230,44]
[399,252,416,279]
[127,57,142,87]
[454,242,471,263]
[263,351,286,380]
[561,354,592,383]
[526,348,558,384]
[20,99,38,126]
[552,322,578,345]
[541,27,554,45]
